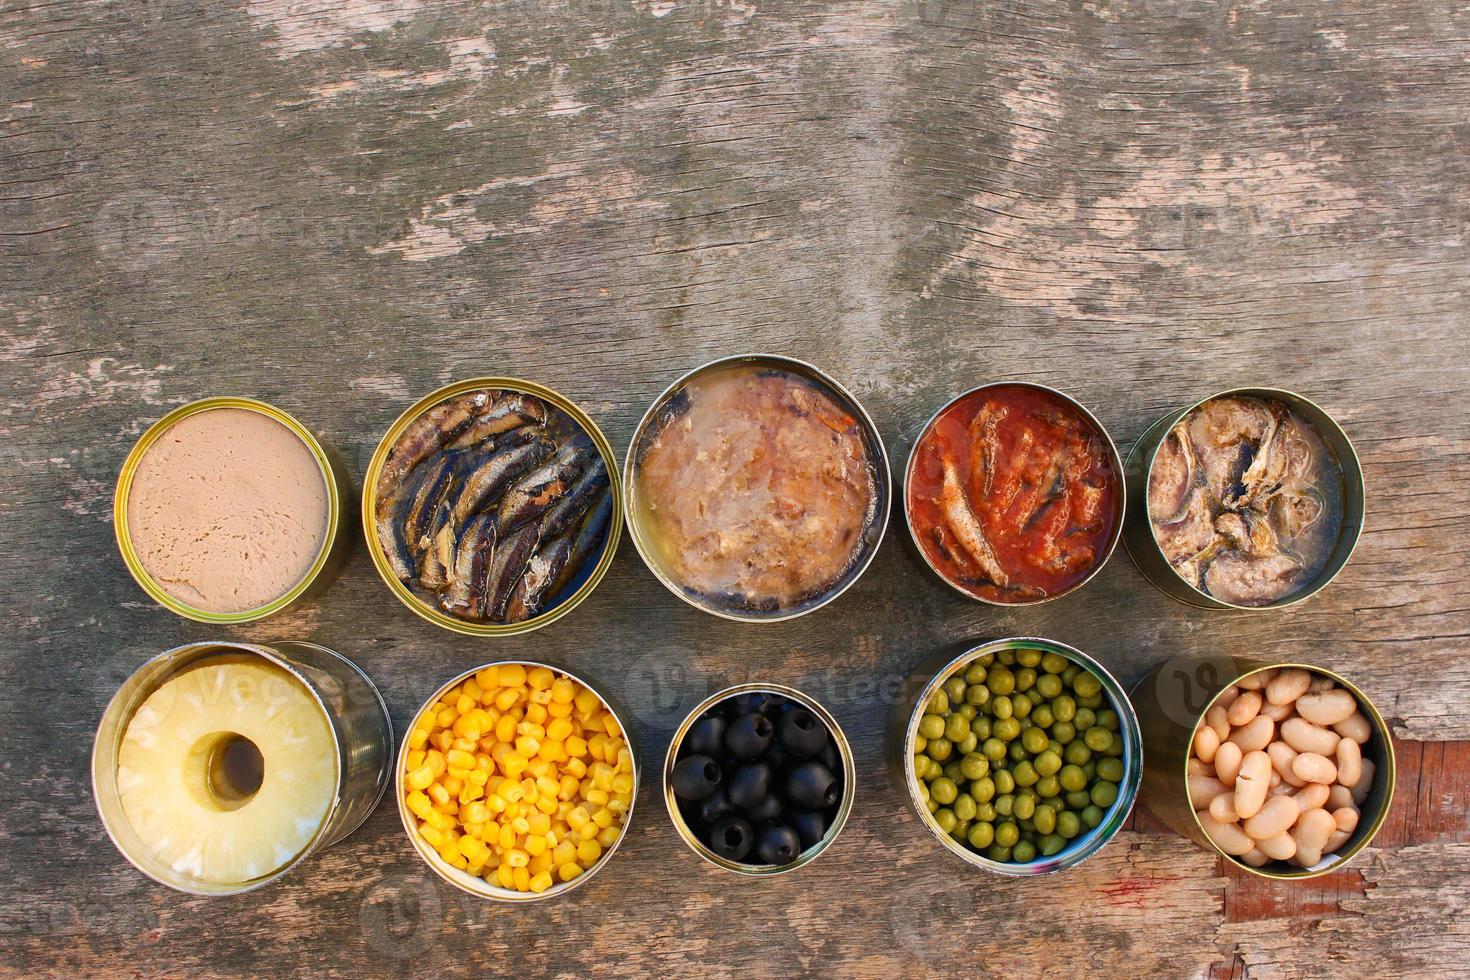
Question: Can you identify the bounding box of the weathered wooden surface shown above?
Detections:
[2,0,1468,976]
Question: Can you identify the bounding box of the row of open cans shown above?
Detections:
[94,636,1393,898]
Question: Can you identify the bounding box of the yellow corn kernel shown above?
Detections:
[494,713,519,743]
[413,708,435,731]
[535,795,558,815]
[452,693,473,715]
[498,824,517,849]
[497,663,526,687]
[469,768,491,786]
[591,764,615,792]
[552,839,577,865]
[459,836,488,861]
[559,774,581,800]
[527,667,554,690]
[408,727,430,750]
[417,821,445,849]
[511,815,531,835]
[558,862,583,882]
[427,783,450,806]
[513,735,540,757]
[407,765,434,791]
[452,715,480,741]
[538,740,566,763]
[550,678,575,704]
[407,790,434,820]
[583,787,608,807]
[577,821,598,841]
[501,753,529,779]
[517,720,547,738]
[459,782,484,805]
[546,716,572,742]
[501,780,525,804]
[534,775,559,799]
[434,730,454,752]
[616,749,634,774]
[574,688,601,715]
[463,678,484,701]
[491,741,513,765]
[530,688,553,706]
[512,866,530,892]
[504,848,530,868]
[519,777,539,803]
[493,688,521,712]
[591,807,614,829]
[475,666,500,689]
[588,734,609,761]
[566,806,590,831]
[446,749,476,771]
[547,701,574,719]
[486,794,508,815]
[604,714,623,737]
[460,802,490,825]
[426,808,456,831]
[528,870,554,894]
[607,794,630,814]
[443,776,465,797]
[564,757,587,778]
[527,812,550,835]
[525,702,549,725]
[596,825,620,848]
[495,863,515,888]
[524,834,548,857]
[405,749,427,771]
[612,772,635,794]
[576,839,602,865]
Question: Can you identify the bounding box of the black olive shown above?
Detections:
[784,761,839,809]
[742,792,784,824]
[755,823,801,865]
[762,740,791,772]
[685,716,725,758]
[730,692,779,717]
[790,809,827,849]
[697,786,735,824]
[778,707,828,757]
[726,762,772,808]
[670,754,722,801]
[723,712,774,760]
[708,816,754,862]
[817,737,841,774]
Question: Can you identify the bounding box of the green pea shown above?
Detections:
[1017,716,1033,731]
[1098,709,1120,731]
[1035,775,1060,799]
[1081,804,1104,829]
[1038,833,1065,856]
[995,822,1020,848]
[982,738,1007,762]
[1017,648,1042,668]
[1081,760,1097,781]
[1073,707,1096,731]
[970,776,996,803]
[994,794,1015,817]
[1057,810,1082,839]
[930,777,958,805]
[1048,740,1064,756]
[1012,840,1037,863]
[927,738,953,762]
[945,713,971,742]
[959,753,989,781]
[1051,721,1076,744]
[1065,791,1091,810]
[1007,740,1027,763]
[1064,741,1092,765]
[1033,804,1057,835]
[964,662,988,685]
[1012,694,1032,719]
[975,652,995,668]
[943,761,963,781]
[966,684,990,707]
[1031,704,1055,727]
[1021,727,1049,754]
[1018,817,1035,833]
[991,695,1014,721]
[934,808,957,833]
[917,780,930,803]
[968,821,995,850]
[1014,668,1037,693]
[1097,757,1124,783]
[1034,750,1062,777]
[1041,653,1068,675]
[953,793,977,822]
[1012,761,1038,787]
[987,668,1016,696]
[913,755,931,780]
[1036,674,1063,699]
[926,796,939,813]
[928,690,950,714]
[993,718,1021,742]
[1013,794,1036,821]
[944,676,968,703]
[956,733,978,755]
[957,702,977,720]
[918,714,945,740]
[1078,693,1103,709]
[951,819,970,840]
[974,801,996,822]
[1061,664,1080,685]
[1091,782,1118,808]
[1072,672,1102,699]
[970,716,992,740]
[987,844,1013,862]
[1052,696,1076,723]
[997,650,1017,666]
[993,769,1016,795]
[1059,765,1087,793]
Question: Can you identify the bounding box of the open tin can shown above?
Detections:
[623,354,890,623]
[664,683,856,875]
[889,637,1142,875]
[93,641,393,895]
[1133,653,1394,878]
[903,382,1125,606]
[396,660,639,901]
[1123,387,1365,610]
[363,378,622,637]
[115,397,350,624]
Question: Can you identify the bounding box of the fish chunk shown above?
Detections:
[938,456,1007,586]
[495,438,591,533]
[446,393,548,450]
[375,391,488,505]
[448,437,554,528]
[1203,552,1301,606]
[440,513,495,619]
[505,537,573,623]
[482,523,539,622]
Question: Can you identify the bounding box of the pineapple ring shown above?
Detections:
[116,660,338,885]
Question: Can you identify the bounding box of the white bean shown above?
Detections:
[1258,831,1297,861]
[1244,794,1300,840]
[1209,792,1239,824]
[1238,668,1273,691]
[1336,737,1362,788]
[1227,690,1263,727]
[1215,742,1243,787]
[1190,774,1230,810]
[1327,784,1355,810]
[1351,758,1376,805]
[1215,686,1241,709]
[1296,690,1357,726]
[1241,848,1271,868]
[1233,751,1272,820]
[1259,701,1296,723]
[1333,711,1372,744]
[1281,717,1339,756]
[1291,808,1337,867]
[1200,815,1256,855]
[1293,783,1330,811]
[1333,807,1360,833]
[1188,757,1215,777]
[1266,668,1311,706]
[1293,752,1339,785]
[1205,704,1230,740]
[1193,725,1221,765]
[1229,715,1275,753]
[1308,675,1336,693]
[1325,829,1352,854]
[1266,741,1306,787]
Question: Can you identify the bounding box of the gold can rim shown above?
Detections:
[902,381,1126,607]
[1183,662,1395,879]
[361,378,622,637]
[622,353,892,624]
[113,397,343,624]
[1123,385,1367,611]
[394,659,639,902]
[662,682,857,876]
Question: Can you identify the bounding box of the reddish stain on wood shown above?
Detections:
[1096,873,1184,909]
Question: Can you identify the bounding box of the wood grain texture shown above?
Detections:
[1,0,1467,975]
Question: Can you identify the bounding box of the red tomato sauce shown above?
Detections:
[906,385,1121,603]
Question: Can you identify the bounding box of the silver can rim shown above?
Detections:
[395,659,639,902]
[900,637,1143,876]
[663,682,856,876]
[622,353,892,624]
[902,381,1126,606]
